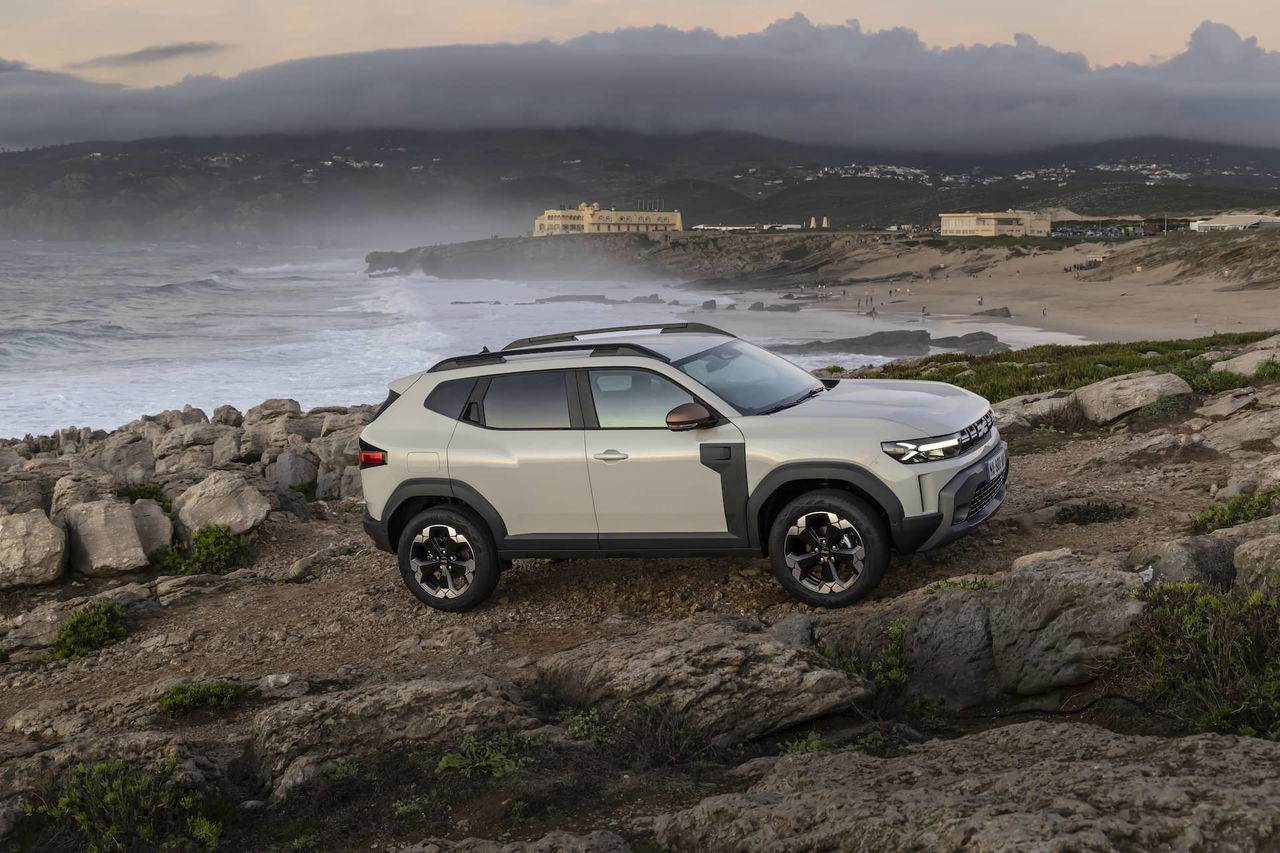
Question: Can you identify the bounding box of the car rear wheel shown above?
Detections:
[767,489,888,608]
[397,505,500,611]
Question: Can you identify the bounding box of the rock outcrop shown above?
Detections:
[0,509,66,589]
[172,471,272,544]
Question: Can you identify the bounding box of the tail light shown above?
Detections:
[359,438,387,468]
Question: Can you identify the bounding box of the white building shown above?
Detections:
[1189,215,1280,232]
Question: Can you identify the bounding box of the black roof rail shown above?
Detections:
[427,342,671,373]
[503,322,735,351]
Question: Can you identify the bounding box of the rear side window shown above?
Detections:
[425,378,476,419]
[482,372,570,429]
[370,391,401,422]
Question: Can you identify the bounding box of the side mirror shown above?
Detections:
[666,402,715,431]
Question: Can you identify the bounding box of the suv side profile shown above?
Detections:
[359,323,1007,611]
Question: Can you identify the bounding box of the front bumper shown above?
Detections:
[895,441,1009,553]
[362,508,394,553]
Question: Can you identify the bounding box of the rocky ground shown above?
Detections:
[2,336,1280,851]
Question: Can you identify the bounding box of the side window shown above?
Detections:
[424,378,476,420]
[588,369,696,428]
[481,372,571,429]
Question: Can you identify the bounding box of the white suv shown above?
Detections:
[359,323,1007,611]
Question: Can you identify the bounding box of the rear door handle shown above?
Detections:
[593,449,629,462]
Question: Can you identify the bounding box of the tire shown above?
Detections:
[767,489,889,608]
[396,505,501,612]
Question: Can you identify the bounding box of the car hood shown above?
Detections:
[772,379,990,435]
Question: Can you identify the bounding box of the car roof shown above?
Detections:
[516,331,731,362]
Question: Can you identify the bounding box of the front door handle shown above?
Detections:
[593,449,629,462]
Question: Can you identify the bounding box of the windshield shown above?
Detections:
[674,340,823,415]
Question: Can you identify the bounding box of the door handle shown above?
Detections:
[593,449,629,462]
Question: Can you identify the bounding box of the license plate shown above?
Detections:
[986,449,1007,481]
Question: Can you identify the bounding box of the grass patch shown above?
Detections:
[923,578,1000,595]
[1256,360,1280,383]
[22,755,221,852]
[45,602,128,662]
[158,681,247,717]
[868,332,1272,403]
[1134,395,1189,419]
[436,732,526,780]
[1054,500,1138,526]
[776,730,840,755]
[122,482,172,513]
[1189,370,1251,395]
[1125,583,1280,738]
[149,526,252,576]
[1190,490,1280,534]
[558,694,714,770]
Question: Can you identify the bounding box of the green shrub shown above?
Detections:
[158,681,247,717]
[1134,395,1189,419]
[24,755,220,852]
[1125,583,1280,738]
[45,602,128,661]
[290,833,319,851]
[923,578,999,595]
[778,730,839,754]
[123,482,172,513]
[1054,500,1137,525]
[149,526,252,576]
[558,695,712,769]
[1189,370,1251,395]
[1191,490,1280,534]
[436,732,525,779]
[1256,360,1280,383]
[848,618,908,690]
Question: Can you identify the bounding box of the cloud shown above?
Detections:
[0,59,30,72]
[69,42,233,69]
[2,17,1280,151]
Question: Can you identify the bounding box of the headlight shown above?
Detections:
[882,411,994,464]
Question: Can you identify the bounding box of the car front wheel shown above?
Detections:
[397,505,501,611]
[767,489,888,608]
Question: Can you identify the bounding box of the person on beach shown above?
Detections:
[978,296,984,306]
[1042,307,1047,318]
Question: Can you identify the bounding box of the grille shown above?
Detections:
[965,465,1008,522]
[957,410,996,454]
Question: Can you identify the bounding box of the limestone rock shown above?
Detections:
[990,389,1072,432]
[1069,371,1192,424]
[1128,535,1239,588]
[172,471,270,544]
[251,675,537,800]
[244,398,301,424]
[650,721,1280,852]
[537,615,870,745]
[1212,335,1280,376]
[63,500,149,576]
[211,404,244,427]
[1196,388,1258,419]
[130,499,172,555]
[0,509,66,589]
[1234,535,1280,592]
[394,832,631,853]
[1202,409,1280,457]
[265,449,319,494]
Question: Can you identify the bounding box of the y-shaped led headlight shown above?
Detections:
[881,433,967,463]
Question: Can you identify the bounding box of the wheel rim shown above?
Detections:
[783,511,865,595]
[408,524,476,599]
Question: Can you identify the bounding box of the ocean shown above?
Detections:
[0,240,1083,438]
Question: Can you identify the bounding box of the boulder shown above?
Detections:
[211,404,244,427]
[1234,535,1280,592]
[130,499,173,556]
[153,423,240,459]
[990,389,1072,432]
[265,449,319,494]
[244,398,302,424]
[251,675,537,800]
[172,471,271,544]
[0,472,49,514]
[0,510,66,589]
[1128,535,1239,588]
[63,500,149,576]
[1202,409,1280,457]
[49,469,117,521]
[83,432,155,482]
[650,721,1280,852]
[1069,371,1192,424]
[536,615,870,745]
[1212,335,1280,376]
[1196,388,1258,420]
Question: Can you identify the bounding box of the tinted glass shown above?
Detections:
[675,340,822,415]
[424,378,476,420]
[589,369,695,428]
[482,372,571,428]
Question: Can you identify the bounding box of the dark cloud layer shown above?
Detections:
[69,42,233,69]
[2,16,1280,152]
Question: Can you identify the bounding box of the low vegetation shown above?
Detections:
[873,332,1272,403]
[777,730,840,755]
[45,602,128,661]
[158,681,247,717]
[1126,583,1280,739]
[1055,500,1138,526]
[1191,490,1280,534]
[923,578,1000,595]
[558,694,713,769]
[121,482,173,513]
[22,755,221,852]
[149,526,252,576]
[436,732,526,780]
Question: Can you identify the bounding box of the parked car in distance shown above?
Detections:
[359,323,1007,611]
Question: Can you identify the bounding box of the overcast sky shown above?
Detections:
[2,7,1280,152]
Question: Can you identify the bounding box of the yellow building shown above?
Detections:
[534,202,683,236]
[939,210,1051,238]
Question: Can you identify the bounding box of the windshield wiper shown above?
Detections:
[759,386,823,415]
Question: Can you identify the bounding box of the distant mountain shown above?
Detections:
[0,129,1278,244]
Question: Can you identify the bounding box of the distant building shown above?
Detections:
[939,210,1051,238]
[534,202,682,236]
[1188,214,1280,232]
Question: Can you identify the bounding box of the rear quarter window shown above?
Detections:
[424,378,477,419]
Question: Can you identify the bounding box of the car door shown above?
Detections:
[580,367,746,543]
[445,369,597,545]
